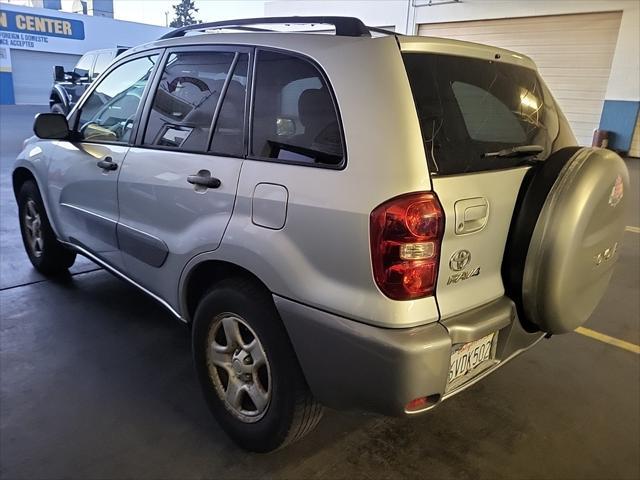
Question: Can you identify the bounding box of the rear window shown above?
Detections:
[403,53,567,175]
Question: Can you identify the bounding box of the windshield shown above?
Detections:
[74,54,94,78]
[403,53,570,175]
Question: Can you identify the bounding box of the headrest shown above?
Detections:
[298,88,334,128]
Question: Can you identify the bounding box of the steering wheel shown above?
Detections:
[167,76,210,94]
[113,115,136,139]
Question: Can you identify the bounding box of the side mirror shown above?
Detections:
[53,65,66,82]
[33,113,70,140]
[276,117,297,137]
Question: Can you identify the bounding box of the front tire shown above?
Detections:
[192,278,323,452]
[17,180,76,275]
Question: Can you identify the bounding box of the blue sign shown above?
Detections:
[0,9,85,40]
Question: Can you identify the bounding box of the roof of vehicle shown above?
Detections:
[132,16,536,70]
[81,47,129,56]
[126,30,536,71]
[398,35,536,70]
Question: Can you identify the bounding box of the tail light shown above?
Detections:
[370,192,444,300]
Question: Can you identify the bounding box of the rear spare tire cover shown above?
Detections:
[504,147,629,333]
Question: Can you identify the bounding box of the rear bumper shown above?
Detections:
[275,295,544,416]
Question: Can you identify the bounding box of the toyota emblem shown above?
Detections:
[449,250,471,271]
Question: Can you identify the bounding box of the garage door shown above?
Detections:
[418,12,623,147]
[11,50,80,105]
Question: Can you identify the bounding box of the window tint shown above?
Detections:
[210,54,248,157]
[93,52,114,78]
[78,55,158,143]
[144,51,240,152]
[252,50,343,165]
[74,54,94,77]
[452,82,527,143]
[403,53,565,174]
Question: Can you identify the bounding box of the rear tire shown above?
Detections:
[17,180,76,275]
[192,277,323,452]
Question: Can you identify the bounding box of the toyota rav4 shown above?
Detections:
[13,17,629,452]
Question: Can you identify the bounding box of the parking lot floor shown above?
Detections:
[1,105,639,479]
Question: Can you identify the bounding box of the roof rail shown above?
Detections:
[159,16,372,39]
[368,26,401,36]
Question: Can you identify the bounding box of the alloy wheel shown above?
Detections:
[206,313,271,423]
[23,199,44,258]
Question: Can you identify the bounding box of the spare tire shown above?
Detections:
[503,147,629,334]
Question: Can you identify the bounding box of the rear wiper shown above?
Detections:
[482,144,544,158]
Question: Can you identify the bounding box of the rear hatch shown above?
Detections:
[399,38,574,319]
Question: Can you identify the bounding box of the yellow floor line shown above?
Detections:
[625,226,640,233]
[575,327,640,354]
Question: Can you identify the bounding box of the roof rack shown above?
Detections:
[368,26,399,36]
[159,16,373,39]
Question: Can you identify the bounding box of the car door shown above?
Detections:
[116,47,250,301]
[400,46,568,320]
[46,52,161,268]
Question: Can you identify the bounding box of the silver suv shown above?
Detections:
[12,17,629,452]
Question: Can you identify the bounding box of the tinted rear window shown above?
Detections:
[403,53,565,175]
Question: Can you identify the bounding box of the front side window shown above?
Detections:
[78,55,158,143]
[73,54,94,78]
[144,51,245,153]
[252,50,343,166]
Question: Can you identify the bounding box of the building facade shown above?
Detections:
[0,2,167,105]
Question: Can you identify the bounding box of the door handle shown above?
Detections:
[454,197,489,235]
[187,170,221,190]
[96,157,117,171]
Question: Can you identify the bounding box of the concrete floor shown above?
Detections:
[1,105,639,479]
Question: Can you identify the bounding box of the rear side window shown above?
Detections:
[403,53,566,175]
[144,51,243,152]
[251,50,344,166]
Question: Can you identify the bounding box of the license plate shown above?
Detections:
[448,333,495,385]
